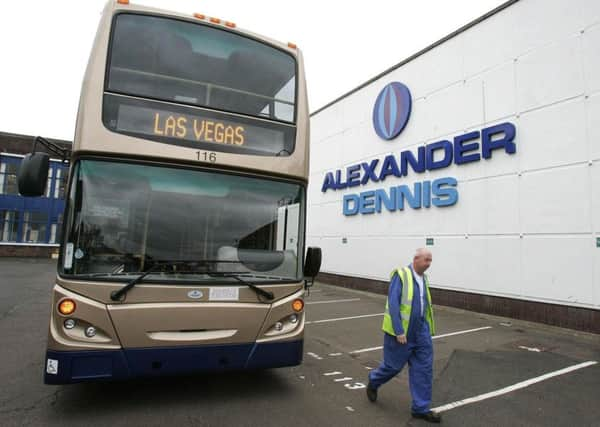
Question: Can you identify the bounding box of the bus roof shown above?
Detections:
[109,0,301,58]
[73,0,310,181]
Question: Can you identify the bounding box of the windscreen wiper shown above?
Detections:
[109,260,275,302]
[110,260,167,301]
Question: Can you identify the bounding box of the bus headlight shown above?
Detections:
[64,319,76,329]
[264,313,302,337]
[85,326,97,338]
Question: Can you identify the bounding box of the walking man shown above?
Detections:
[366,248,441,423]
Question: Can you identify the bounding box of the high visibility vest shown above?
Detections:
[382,266,436,336]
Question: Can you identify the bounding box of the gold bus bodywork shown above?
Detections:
[45,1,310,384]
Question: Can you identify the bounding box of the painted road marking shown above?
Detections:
[348,345,383,355]
[431,361,598,413]
[305,313,384,325]
[306,298,361,305]
[345,382,366,390]
[307,352,323,360]
[322,369,367,391]
[519,345,542,352]
[348,326,493,354]
[433,326,493,339]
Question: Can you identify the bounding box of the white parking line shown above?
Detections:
[349,346,383,355]
[305,313,384,325]
[519,345,542,352]
[306,298,361,305]
[348,326,493,354]
[431,361,598,413]
[434,326,493,339]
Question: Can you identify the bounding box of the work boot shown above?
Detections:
[366,382,377,402]
[411,410,442,423]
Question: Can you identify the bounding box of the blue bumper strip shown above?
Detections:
[44,340,303,384]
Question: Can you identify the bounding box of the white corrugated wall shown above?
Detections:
[307,0,600,310]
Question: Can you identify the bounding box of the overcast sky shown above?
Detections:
[0,0,507,141]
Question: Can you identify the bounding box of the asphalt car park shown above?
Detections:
[1,258,599,426]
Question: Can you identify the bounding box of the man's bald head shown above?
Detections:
[413,248,433,275]
[415,248,432,258]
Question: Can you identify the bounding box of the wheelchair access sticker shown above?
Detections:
[46,359,59,375]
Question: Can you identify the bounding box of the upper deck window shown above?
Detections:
[107,14,296,123]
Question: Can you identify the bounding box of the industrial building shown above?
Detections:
[0,132,70,256]
[308,0,600,333]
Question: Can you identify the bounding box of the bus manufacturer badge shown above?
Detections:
[372,81,412,141]
[187,290,204,299]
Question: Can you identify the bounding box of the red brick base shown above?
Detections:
[0,245,59,258]
[317,272,600,335]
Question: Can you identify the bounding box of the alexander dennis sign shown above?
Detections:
[321,82,517,216]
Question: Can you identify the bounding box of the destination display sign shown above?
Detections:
[102,95,295,156]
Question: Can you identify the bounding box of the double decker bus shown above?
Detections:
[19,0,321,384]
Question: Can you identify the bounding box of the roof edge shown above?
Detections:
[310,0,520,117]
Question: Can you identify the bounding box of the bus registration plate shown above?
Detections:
[209,287,239,301]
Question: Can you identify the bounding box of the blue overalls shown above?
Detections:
[368,266,433,414]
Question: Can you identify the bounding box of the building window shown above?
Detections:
[22,211,49,243]
[0,163,5,194]
[54,167,67,199]
[0,162,19,195]
[0,210,20,242]
[45,167,54,198]
[50,213,63,244]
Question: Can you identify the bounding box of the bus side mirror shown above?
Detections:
[303,247,322,289]
[18,152,50,197]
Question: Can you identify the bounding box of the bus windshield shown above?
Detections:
[107,13,296,123]
[60,160,304,283]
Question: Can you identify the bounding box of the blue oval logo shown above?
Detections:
[187,290,204,299]
[372,82,412,140]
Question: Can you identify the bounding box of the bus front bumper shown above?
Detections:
[44,340,303,384]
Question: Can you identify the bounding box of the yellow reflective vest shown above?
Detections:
[382,266,435,336]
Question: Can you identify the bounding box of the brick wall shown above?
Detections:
[0,245,58,258]
[317,272,600,335]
